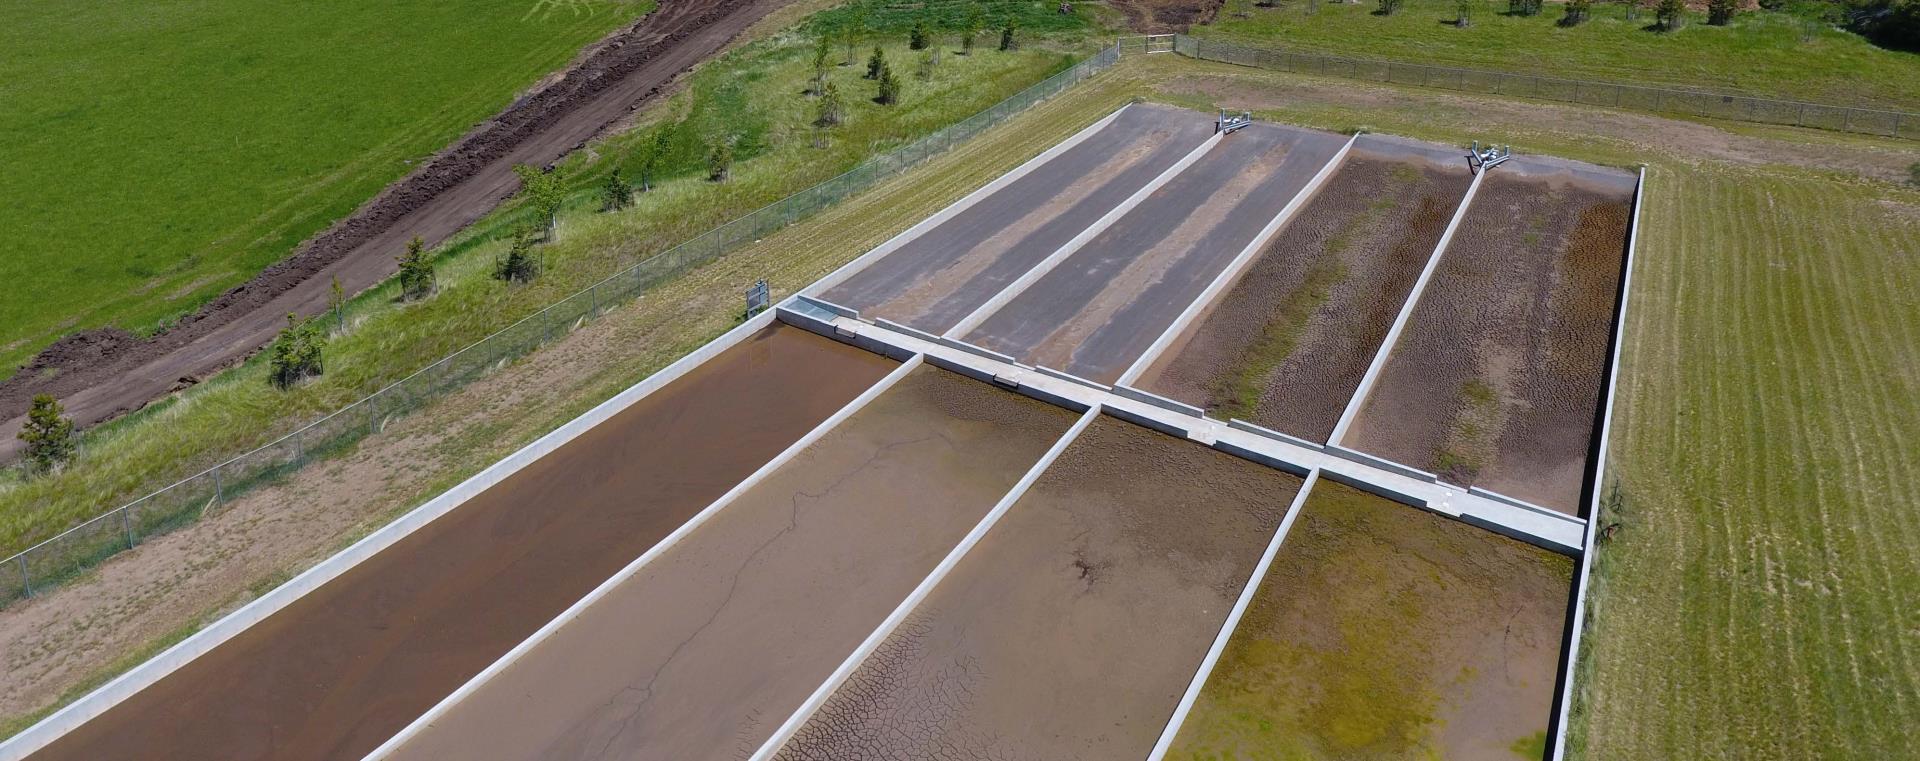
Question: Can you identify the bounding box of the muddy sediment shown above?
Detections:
[1345,161,1632,512]
[964,122,1349,384]
[384,365,1074,761]
[1139,140,1472,442]
[26,325,894,761]
[773,416,1303,760]
[821,104,1216,334]
[1167,480,1574,760]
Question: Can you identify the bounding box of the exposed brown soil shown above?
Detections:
[385,366,1074,761]
[25,325,893,761]
[773,416,1303,760]
[0,0,790,459]
[1139,140,1472,441]
[1166,480,1575,760]
[1112,0,1225,33]
[1345,161,1632,512]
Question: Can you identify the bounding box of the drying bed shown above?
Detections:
[1344,157,1635,513]
[772,415,1304,760]
[24,325,896,761]
[819,103,1215,334]
[1166,479,1575,761]
[1137,134,1472,442]
[962,122,1349,384]
[382,365,1075,761]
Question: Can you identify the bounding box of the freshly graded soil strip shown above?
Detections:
[383,366,1074,761]
[1166,479,1574,761]
[1344,157,1633,512]
[1138,135,1471,442]
[821,103,1215,334]
[25,325,894,761]
[772,416,1303,760]
[963,122,1348,384]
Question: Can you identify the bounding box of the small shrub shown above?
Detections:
[1000,19,1017,50]
[708,138,734,182]
[810,35,832,92]
[493,229,541,284]
[1625,0,1643,21]
[1707,0,1736,24]
[511,164,564,241]
[1908,161,1920,186]
[1657,0,1686,29]
[268,314,326,389]
[600,167,634,212]
[961,5,983,53]
[1562,0,1592,25]
[917,50,939,81]
[815,81,845,127]
[1378,0,1404,15]
[876,63,901,105]
[1508,0,1543,15]
[396,235,434,300]
[865,46,885,79]
[638,126,670,193]
[17,394,75,474]
[909,18,930,49]
[1457,0,1475,26]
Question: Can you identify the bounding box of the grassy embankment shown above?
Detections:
[0,0,655,375]
[1146,55,1920,760]
[1198,0,1920,109]
[0,19,1134,738]
[0,3,1097,562]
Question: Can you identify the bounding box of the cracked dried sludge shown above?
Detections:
[773,416,1304,760]
[24,325,895,761]
[382,366,1075,761]
[1166,479,1574,760]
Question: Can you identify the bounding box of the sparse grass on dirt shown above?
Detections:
[0,18,1098,562]
[1138,56,1920,761]
[0,0,656,376]
[0,52,1142,740]
[1200,0,1920,109]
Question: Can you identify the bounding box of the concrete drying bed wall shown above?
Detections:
[819,104,1216,334]
[1137,134,1474,442]
[19,325,896,761]
[769,415,1305,760]
[1165,479,1575,760]
[376,365,1076,761]
[1343,157,1635,514]
[961,123,1350,383]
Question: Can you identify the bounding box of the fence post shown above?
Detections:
[1843,109,1853,132]
[1796,103,1806,127]
[214,464,223,504]
[123,506,135,549]
[1896,113,1905,138]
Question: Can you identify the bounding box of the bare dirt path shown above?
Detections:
[0,0,790,460]
[773,416,1303,760]
[24,325,892,761]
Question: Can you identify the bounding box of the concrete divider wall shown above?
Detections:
[1104,405,1200,440]
[1227,418,1323,452]
[1325,444,1440,483]
[1032,364,1112,392]
[363,355,927,760]
[1549,165,1646,761]
[1209,440,1312,478]
[0,309,788,761]
[1111,384,1206,418]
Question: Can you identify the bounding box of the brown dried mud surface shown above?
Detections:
[1112,0,1224,33]
[1166,480,1574,761]
[385,365,1073,761]
[773,416,1303,761]
[0,0,789,457]
[1139,142,1471,442]
[25,325,893,761]
[1346,162,1632,512]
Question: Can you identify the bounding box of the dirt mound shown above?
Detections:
[1111,0,1223,32]
[0,0,784,454]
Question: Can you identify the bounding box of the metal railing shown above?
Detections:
[0,41,1124,607]
[1176,34,1919,140]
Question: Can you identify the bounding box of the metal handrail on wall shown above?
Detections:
[0,42,1125,607]
[1175,34,1918,140]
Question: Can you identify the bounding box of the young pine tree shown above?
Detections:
[909,18,930,50]
[1656,0,1685,30]
[1379,0,1404,14]
[875,63,901,105]
[17,394,75,474]
[1706,0,1735,25]
[1561,0,1591,26]
[1000,19,1018,50]
[866,46,886,79]
[268,314,326,389]
[397,235,434,300]
[815,81,845,127]
[601,167,634,212]
[708,138,733,182]
[494,228,541,284]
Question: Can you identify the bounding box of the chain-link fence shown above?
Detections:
[0,41,1123,608]
[1176,35,1919,140]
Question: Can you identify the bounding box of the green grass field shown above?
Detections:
[0,0,653,376]
[0,8,1096,562]
[1198,0,1920,109]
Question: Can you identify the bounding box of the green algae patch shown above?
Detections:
[1168,480,1574,760]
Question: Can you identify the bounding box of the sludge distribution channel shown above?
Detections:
[9,103,1641,761]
